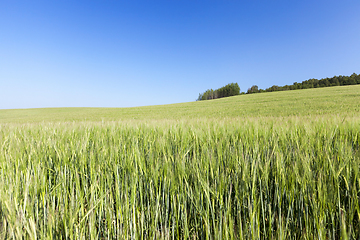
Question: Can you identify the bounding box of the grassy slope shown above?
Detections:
[0,85,360,123]
[1,85,360,238]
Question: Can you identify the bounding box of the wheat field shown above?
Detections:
[0,86,359,239]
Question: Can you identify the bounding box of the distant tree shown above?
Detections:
[247,85,259,94]
[197,83,240,101]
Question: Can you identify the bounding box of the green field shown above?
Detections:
[1,85,359,123]
[0,85,360,239]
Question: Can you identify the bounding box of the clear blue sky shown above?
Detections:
[1,0,360,109]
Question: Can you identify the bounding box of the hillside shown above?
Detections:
[1,85,360,238]
[1,85,359,124]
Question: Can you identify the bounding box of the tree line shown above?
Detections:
[247,73,360,94]
[197,83,240,101]
[197,73,360,100]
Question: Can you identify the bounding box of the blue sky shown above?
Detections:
[1,0,360,109]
